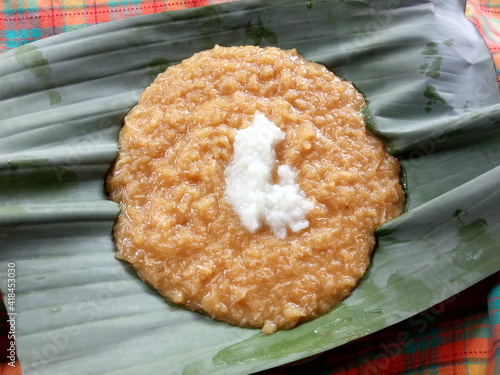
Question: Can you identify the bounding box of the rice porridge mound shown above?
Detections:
[107,45,404,334]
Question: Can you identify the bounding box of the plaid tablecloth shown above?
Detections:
[466,0,500,86]
[1,0,499,374]
[0,0,238,52]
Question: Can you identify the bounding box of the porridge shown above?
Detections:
[106,45,404,334]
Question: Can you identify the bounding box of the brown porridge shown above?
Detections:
[106,45,404,334]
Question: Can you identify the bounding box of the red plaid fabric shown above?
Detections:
[0,0,237,51]
[0,291,21,375]
[465,0,500,86]
[256,274,500,375]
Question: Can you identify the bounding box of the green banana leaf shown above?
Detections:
[1,0,500,374]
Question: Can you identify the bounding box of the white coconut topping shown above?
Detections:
[224,112,314,239]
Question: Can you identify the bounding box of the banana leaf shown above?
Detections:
[1,0,500,374]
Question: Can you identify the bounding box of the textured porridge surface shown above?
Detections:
[107,45,404,334]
